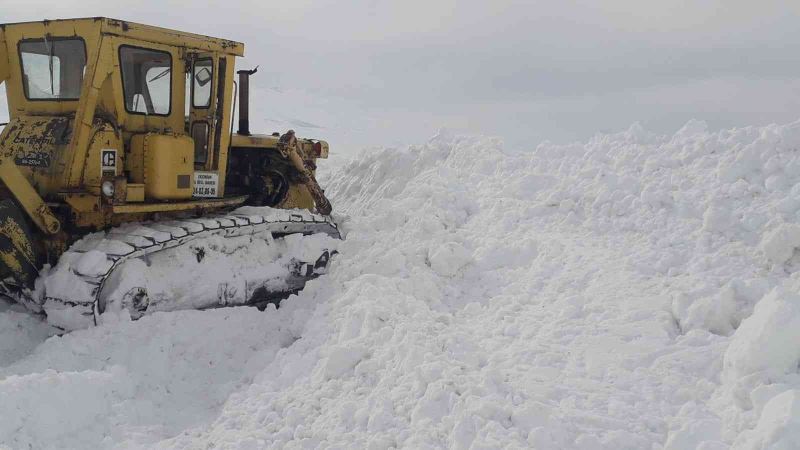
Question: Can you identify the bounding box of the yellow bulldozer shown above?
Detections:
[0,18,340,329]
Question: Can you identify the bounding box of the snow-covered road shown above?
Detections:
[3,122,800,448]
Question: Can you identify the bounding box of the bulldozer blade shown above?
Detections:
[277,130,333,215]
[0,199,40,289]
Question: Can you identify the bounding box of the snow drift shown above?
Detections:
[3,119,800,448]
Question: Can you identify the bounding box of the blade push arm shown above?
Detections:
[0,157,61,234]
[277,130,333,215]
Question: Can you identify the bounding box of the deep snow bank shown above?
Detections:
[167,121,800,448]
[3,120,800,448]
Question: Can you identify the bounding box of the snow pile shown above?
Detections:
[723,287,800,380]
[520,120,800,448]
[721,284,800,449]
[3,120,800,447]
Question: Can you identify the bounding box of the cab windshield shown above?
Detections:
[19,38,87,100]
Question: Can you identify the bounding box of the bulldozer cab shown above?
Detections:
[0,19,242,212]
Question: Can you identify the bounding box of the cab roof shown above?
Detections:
[0,17,244,56]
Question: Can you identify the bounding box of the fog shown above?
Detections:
[3,1,800,153]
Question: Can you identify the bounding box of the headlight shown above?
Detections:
[102,180,115,197]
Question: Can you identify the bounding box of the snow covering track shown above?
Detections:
[4,121,800,448]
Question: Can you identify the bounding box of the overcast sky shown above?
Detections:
[3,1,800,152]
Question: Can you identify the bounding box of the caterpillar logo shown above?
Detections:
[101,149,117,176]
[12,133,56,147]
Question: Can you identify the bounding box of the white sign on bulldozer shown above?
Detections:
[193,171,219,198]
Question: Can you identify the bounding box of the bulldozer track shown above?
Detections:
[1,208,340,328]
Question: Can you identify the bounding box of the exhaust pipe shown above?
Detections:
[236,66,258,136]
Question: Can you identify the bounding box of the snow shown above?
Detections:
[0,299,56,367]
[733,389,800,450]
[4,119,800,447]
[723,287,800,380]
[760,224,800,265]
[0,306,310,448]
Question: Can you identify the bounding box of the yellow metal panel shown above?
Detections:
[63,32,114,188]
[143,134,193,200]
[215,55,237,195]
[95,70,118,123]
[230,133,281,148]
[125,184,144,202]
[129,133,193,199]
[128,134,147,184]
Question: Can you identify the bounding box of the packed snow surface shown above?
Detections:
[4,120,800,448]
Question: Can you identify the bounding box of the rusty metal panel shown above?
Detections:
[100,18,244,56]
[0,156,60,234]
[112,195,246,214]
[0,115,72,194]
[230,133,282,148]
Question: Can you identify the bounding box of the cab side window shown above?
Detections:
[192,59,213,108]
[119,46,172,115]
